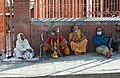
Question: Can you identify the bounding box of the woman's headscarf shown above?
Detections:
[17,33,25,44]
[73,26,81,39]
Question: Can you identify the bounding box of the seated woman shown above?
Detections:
[93,27,113,58]
[43,26,70,59]
[111,24,120,53]
[14,33,34,60]
[69,26,88,55]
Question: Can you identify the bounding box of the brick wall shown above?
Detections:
[14,0,30,42]
[30,22,115,55]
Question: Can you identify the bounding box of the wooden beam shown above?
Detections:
[55,0,58,17]
[72,0,75,17]
[42,0,46,18]
[65,0,67,17]
[100,0,104,17]
[53,0,55,18]
[89,0,92,17]
[58,0,60,18]
[78,0,81,17]
[75,0,77,18]
[62,0,65,18]
[86,0,90,17]
[82,0,86,17]
[34,0,37,18]
[37,0,40,18]
[46,0,49,18]
[39,0,42,18]
[93,0,95,17]
[68,0,71,18]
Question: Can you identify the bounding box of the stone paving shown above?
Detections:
[0,52,120,78]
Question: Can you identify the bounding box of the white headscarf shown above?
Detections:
[15,33,34,58]
[16,33,32,51]
[17,33,26,45]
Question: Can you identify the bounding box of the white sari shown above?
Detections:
[14,33,34,59]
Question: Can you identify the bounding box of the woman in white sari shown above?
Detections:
[14,33,34,60]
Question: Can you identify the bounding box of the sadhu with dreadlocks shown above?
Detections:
[43,26,70,58]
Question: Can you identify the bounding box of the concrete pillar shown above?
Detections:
[14,0,31,41]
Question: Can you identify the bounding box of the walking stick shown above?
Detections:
[39,32,44,59]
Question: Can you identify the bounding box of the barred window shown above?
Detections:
[32,0,120,18]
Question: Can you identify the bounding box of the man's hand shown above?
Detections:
[26,49,32,53]
[55,46,62,56]
[22,51,26,54]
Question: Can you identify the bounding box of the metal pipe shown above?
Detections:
[10,0,13,56]
[100,0,104,17]
[34,0,37,18]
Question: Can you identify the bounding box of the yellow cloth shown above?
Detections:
[76,29,81,39]
[62,44,70,55]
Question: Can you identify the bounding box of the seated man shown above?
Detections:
[43,26,70,59]
[69,26,88,55]
[14,33,34,60]
[93,27,113,58]
[112,24,120,53]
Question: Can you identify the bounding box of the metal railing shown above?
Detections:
[33,0,120,18]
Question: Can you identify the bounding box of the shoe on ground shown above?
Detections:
[18,57,25,60]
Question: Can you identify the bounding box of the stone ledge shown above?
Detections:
[31,17,120,25]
